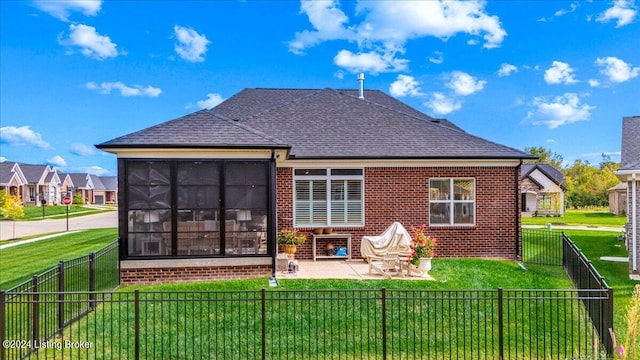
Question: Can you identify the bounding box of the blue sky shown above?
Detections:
[1,0,638,176]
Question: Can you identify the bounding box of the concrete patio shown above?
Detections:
[276,259,434,280]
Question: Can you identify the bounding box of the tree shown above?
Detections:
[1,191,25,239]
[524,146,564,169]
[73,191,83,205]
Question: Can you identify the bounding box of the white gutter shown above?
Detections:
[633,173,637,272]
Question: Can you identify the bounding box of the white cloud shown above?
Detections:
[85,166,109,176]
[69,143,96,156]
[58,24,119,60]
[0,157,7,163]
[554,2,579,17]
[334,70,345,79]
[544,61,578,84]
[497,63,518,77]
[595,56,640,82]
[424,92,462,115]
[86,81,162,97]
[288,0,355,55]
[352,1,506,49]
[389,75,423,97]
[196,93,225,109]
[33,0,101,21]
[588,79,601,87]
[290,1,506,73]
[47,155,67,167]
[333,49,408,74]
[446,71,486,96]
[526,93,595,129]
[0,126,51,149]
[174,25,210,62]
[428,51,444,64]
[596,0,637,27]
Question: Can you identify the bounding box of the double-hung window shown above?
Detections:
[294,169,364,227]
[429,178,475,226]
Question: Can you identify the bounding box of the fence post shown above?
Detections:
[497,288,504,360]
[31,276,39,344]
[57,261,64,335]
[134,290,140,360]
[1,291,6,360]
[603,286,614,356]
[381,288,387,360]
[89,253,96,310]
[261,289,266,360]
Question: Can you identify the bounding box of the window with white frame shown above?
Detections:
[429,178,475,226]
[294,169,363,226]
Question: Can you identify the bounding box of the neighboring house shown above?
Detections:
[7,163,61,205]
[615,115,640,279]
[520,163,566,216]
[61,173,96,205]
[97,86,534,284]
[19,164,61,205]
[92,175,118,204]
[608,182,627,216]
[0,162,27,198]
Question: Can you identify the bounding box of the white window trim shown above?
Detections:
[429,178,476,227]
[293,168,364,227]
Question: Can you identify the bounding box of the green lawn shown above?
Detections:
[521,208,627,227]
[0,228,118,290]
[6,204,115,221]
[562,229,638,356]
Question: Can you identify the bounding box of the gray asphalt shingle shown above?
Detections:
[98,87,533,160]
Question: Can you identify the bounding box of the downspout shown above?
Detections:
[270,150,278,278]
[633,173,637,272]
[516,160,523,260]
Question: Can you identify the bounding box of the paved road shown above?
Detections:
[0,211,118,241]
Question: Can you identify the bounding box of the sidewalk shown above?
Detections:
[0,211,117,241]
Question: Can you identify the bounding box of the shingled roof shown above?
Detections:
[521,163,565,189]
[620,116,640,170]
[98,88,532,160]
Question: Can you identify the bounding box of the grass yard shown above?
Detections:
[563,229,639,354]
[521,208,627,227]
[48,261,586,360]
[8,205,114,221]
[0,228,117,290]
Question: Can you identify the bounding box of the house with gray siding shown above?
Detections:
[616,115,640,279]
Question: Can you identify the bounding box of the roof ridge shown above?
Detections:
[203,110,289,146]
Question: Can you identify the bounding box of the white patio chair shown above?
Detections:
[368,246,401,278]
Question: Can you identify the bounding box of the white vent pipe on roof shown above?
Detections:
[357,73,365,99]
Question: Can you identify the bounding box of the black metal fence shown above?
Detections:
[1,288,609,360]
[522,229,614,355]
[521,228,563,266]
[0,233,615,359]
[0,241,119,359]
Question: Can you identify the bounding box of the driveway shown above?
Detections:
[0,211,118,241]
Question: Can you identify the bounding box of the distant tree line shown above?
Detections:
[524,146,620,209]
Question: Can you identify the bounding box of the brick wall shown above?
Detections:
[120,265,272,285]
[277,166,520,260]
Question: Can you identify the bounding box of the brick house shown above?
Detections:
[520,163,565,216]
[0,162,61,205]
[97,87,534,284]
[615,116,640,279]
